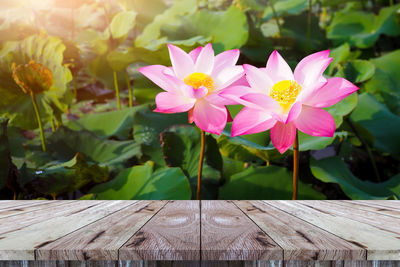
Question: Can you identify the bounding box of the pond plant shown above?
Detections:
[11,61,54,152]
[0,0,399,201]
[139,44,243,199]
[221,50,358,199]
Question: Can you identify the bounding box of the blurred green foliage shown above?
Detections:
[0,0,399,200]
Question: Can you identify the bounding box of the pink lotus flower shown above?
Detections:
[220,50,359,153]
[139,44,244,135]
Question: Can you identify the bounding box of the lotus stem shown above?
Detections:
[126,73,133,108]
[269,1,282,37]
[51,118,56,132]
[197,130,206,200]
[113,71,121,110]
[292,130,299,200]
[30,92,46,152]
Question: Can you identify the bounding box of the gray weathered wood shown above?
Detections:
[36,201,166,260]
[265,201,400,260]
[0,200,49,212]
[119,201,200,261]
[0,201,134,260]
[331,201,400,219]
[0,200,101,235]
[201,200,282,260]
[299,201,400,235]
[0,201,399,262]
[235,201,365,260]
[0,200,75,219]
[355,201,400,211]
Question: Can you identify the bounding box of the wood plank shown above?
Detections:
[331,201,400,219]
[265,201,400,260]
[0,200,75,219]
[201,200,282,261]
[0,200,100,235]
[0,200,135,260]
[235,201,365,260]
[0,200,48,211]
[355,201,400,211]
[299,201,400,235]
[119,200,200,261]
[36,201,166,260]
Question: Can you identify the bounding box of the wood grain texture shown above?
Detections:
[235,201,365,260]
[354,201,400,211]
[0,200,49,211]
[0,200,99,235]
[265,201,400,260]
[0,200,76,220]
[201,201,282,261]
[36,201,166,260]
[331,201,400,219]
[119,201,200,261]
[0,201,399,262]
[299,201,400,235]
[1,261,400,267]
[0,201,133,260]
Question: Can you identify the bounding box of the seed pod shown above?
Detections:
[11,60,53,94]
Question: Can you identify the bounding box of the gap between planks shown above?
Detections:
[0,201,134,260]
[36,200,168,261]
[233,201,365,261]
[0,201,399,262]
[263,201,400,261]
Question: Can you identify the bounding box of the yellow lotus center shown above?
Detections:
[184,72,214,91]
[270,80,301,110]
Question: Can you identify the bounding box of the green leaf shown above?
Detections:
[219,165,325,200]
[310,156,400,199]
[135,0,197,48]
[119,0,167,31]
[350,93,400,157]
[364,49,400,116]
[133,106,188,165]
[67,106,145,139]
[217,135,262,163]
[219,130,284,161]
[132,73,163,104]
[325,92,358,128]
[327,4,400,48]
[47,127,142,166]
[342,60,375,84]
[0,35,72,129]
[22,153,108,196]
[192,5,249,52]
[162,5,249,53]
[326,43,351,76]
[75,29,109,55]
[237,0,267,12]
[161,125,222,199]
[262,0,308,21]
[282,13,328,52]
[110,11,137,40]
[90,161,191,200]
[221,156,245,182]
[298,132,335,151]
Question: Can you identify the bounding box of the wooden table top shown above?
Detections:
[0,200,399,261]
